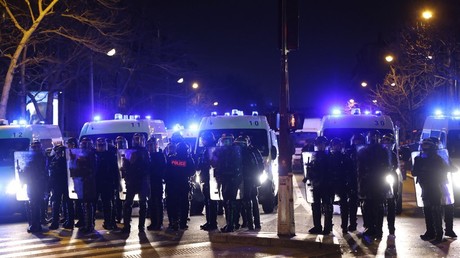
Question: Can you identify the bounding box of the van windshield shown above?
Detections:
[322,128,394,149]
[80,133,149,149]
[447,130,460,158]
[196,129,269,156]
[0,138,30,167]
[291,132,317,148]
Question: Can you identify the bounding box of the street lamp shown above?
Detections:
[421,10,433,20]
[385,55,394,63]
[361,81,368,88]
[90,48,116,119]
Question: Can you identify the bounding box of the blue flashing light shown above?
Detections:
[173,124,182,132]
[434,109,443,117]
[375,110,382,116]
[364,110,371,115]
[211,111,218,116]
[93,115,101,121]
[452,110,460,117]
[145,115,152,120]
[252,111,259,116]
[331,108,341,115]
[189,123,199,132]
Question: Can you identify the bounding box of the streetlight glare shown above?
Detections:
[385,55,394,63]
[422,10,433,20]
[106,48,116,56]
[192,82,199,89]
[177,78,184,83]
[213,101,219,106]
[361,82,368,87]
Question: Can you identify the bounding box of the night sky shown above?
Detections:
[150,0,432,117]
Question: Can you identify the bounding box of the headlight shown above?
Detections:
[5,180,19,195]
[259,170,268,184]
[386,174,395,186]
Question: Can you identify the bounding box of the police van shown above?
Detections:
[0,120,63,214]
[290,118,321,172]
[78,114,168,149]
[303,108,403,213]
[412,113,460,207]
[194,109,279,214]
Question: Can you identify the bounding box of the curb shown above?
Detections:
[210,231,342,254]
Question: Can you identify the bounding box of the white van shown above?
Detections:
[194,110,279,213]
[309,109,403,213]
[78,114,168,149]
[290,118,321,172]
[0,121,63,214]
[415,114,460,206]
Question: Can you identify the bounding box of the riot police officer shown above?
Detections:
[381,133,399,236]
[413,138,450,243]
[197,131,219,231]
[48,145,70,230]
[63,137,78,229]
[146,136,167,231]
[328,137,354,234]
[165,142,195,230]
[121,133,150,233]
[357,130,391,241]
[113,136,129,223]
[22,140,48,233]
[212,134,242,233]
[346,133,365,231]
[306,136,332,234]
[95,137,119,230]
[77,137,97,233]
[245,135,263,230]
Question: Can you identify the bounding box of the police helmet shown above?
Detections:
[200,131,215,145]
[176,142,190,156]
[421,138,437,152]
[170,132,184,144]
[79,137,93,150]
[366,130,381,144]
[132,133,146,148]
[234,135,248,147]
[96,137,108,152]
[53,145,66,156]
[146,136,158,152]
[66,137,78,148]
[314,136,328,146]
[115,136,128,149]
[350,133,365,146]
[217,134,234,147]
[30,140,42,151]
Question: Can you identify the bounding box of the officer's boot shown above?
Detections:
[244,200,254,230]
[29,201,43,233]
[201,199,211,229]
[444,204,457,237]
[60,201,68,223]
[340,199,349,234]
[252,197,261,229]
[432,205,444,243]
[102,201,114,230]
[375,202,385,239]
[63,200,75,229]
[240,201,247,228]
[80,202,94,233]
[421,206,435,240]
[49,201,60,230]
[323,204,334,235]
[121,205,132,233]
[75,200,84,228]
[138,201,147,231]
[309,203,322,234]
[348,195,358,231]
[40,199,50,225]
[222,201,234,232]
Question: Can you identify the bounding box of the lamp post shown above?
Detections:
[90,48,116,119]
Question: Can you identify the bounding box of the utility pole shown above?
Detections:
[277,0,298,237]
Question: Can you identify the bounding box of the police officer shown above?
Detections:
[305,136,331,234]
[328,137,354,234]
[121,133,150,233]
[357,130,391,241]
[146,136,167,231]
[212,134,242,233]
[95,137,119,230]
[346,133,365,232]
[381,133,399,236]
[22,140,48,233]
[413,138,450,243]
[165,142,195,230]
[48,145,71,230]
[197,131,219,231]
[245,135,263,230]
[78,137,97,233]
[63,137,78,229]
[113,136,129,224]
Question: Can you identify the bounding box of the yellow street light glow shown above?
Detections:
[361,82,368,87]
[391,82,396,86]
[192,82,199,89]
[385,55,394,63]
[422,10,433,20]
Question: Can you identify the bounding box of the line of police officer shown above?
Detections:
[305,131,398,241]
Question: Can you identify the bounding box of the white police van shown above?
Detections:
[78,114,168,149]
[413,112,460,207]
[0,120,63,214]
[290,118,321,172]
[194,109,279,213]
[303,108,403,213]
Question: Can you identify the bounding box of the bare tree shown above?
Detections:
[0,0,124,120]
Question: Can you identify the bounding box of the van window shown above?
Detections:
[197,129,269,156]
[322,128,394,149]
[0,138,30,166]
[291,132,317,148]
[447,130,460,158]
[80,132,149,148]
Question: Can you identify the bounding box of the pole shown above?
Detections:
[277,0,295,236]
[90,54,94,120]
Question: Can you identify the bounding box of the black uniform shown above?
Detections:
[165,144,195,230]
[198,145,218,231]
[95,149,119,230]
[75,147,97,233]
[147,149,166,231]
[345,144,361,231]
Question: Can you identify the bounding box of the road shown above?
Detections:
[0,175,458,257]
